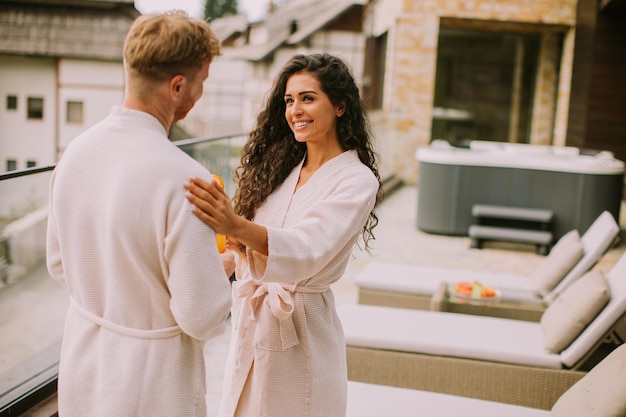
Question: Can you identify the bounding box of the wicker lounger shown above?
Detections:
[356,211,620,321]
[344,316,624,410]
[340,252,626,410]
[346,343,626,416]
[347,380,550,417]
[347,347,585,411]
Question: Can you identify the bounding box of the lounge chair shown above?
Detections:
[338,250,626,410]
[356,210,619,321]
[346,342,626,416]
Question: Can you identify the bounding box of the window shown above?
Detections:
[6,159,17,171]
[0,166,62,416]
[431,27,551,145]
[26,160,37,168]
[66,100,83,124]
[6,95,17,110]
[27,97,44,120]
[363,32,387,110]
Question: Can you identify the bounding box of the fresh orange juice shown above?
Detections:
[211,174,226,253]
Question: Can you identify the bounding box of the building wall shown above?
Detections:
[0,56,56,171]
[310,30,366,80]
[0,56,124,171]
[368,0,577,183]
[57,59,124,155]
[572,4,626,163]
[210,28,368,140]
[566,0,595,150]
[182,26,365,140]
[182,57,249,138]
[529,33,560,146]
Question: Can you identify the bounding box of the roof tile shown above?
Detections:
[0,2,138,60]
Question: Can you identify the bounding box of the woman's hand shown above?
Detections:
[184,176,238,235]
[225,236,247,259]
[185,176,269,256]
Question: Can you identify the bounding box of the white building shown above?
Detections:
[1,0,368,171]
[0,0,138,172]
[183,0,367,139]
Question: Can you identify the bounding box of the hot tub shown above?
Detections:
[416,140,624,240]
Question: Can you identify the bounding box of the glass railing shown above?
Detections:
[0,133,246,416]
[175,133,247,196]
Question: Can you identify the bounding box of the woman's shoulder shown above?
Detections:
[324,151,379,192]
[340,151,379,181]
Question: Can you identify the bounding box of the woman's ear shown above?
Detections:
[336,100,346,117]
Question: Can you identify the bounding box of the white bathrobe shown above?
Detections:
[46,107,232,417]
[219,150,379,417]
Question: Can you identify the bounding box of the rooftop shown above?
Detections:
[0,0,138,60]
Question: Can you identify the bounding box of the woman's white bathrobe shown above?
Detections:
[219,150,379,417]
[46,107,232,417]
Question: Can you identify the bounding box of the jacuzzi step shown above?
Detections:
[472,204,553,223]
[469,225,553,255]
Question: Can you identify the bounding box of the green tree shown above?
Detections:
[204,0,239,20]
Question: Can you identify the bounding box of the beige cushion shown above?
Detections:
[551,343,626,416]
[540,270,610,353]
[530,230,584,297]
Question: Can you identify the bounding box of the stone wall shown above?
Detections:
[369,0,578,184]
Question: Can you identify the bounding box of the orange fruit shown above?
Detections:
[211,174,226,253]
[216,233,226,253]
[212,174,225,189]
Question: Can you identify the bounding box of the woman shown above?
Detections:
[185,53,383,417]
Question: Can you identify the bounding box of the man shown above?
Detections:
[46,11,232,417]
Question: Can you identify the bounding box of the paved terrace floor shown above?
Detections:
[202,184,626,416]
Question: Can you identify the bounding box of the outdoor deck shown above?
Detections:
[3,184,623,416]
[203,184,626,415]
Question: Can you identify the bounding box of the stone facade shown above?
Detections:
[366,0,578,183]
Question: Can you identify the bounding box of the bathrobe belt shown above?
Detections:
[70,298,183,339]
[236,280,329,350]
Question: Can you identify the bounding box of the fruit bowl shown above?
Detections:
[449,281,501,302]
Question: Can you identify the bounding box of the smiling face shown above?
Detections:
[284,72,345,145]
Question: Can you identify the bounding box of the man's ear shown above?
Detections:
[170,74,185,98]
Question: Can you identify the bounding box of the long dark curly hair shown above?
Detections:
[233,53,383,249]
